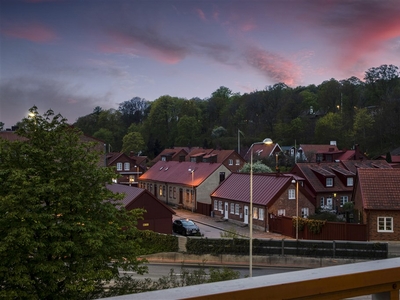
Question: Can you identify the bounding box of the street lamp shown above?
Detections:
[250,137,273,277]
[292,179,299,239]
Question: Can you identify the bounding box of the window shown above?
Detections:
[301,208,309,218]
[159,186,163,196]
[340,196,349,207]
[347,177,354,187]
[320,197,324,207]
[277,209,285,216]
[185,189,190,202]
[235,159,240,166]
[253,207,258,219]
[124,162,130,170]
[163,185,166,197]
[173,187,176,199]
[235,204,240,215]
[219,172,226,183]
[228,159,233,166]
[326,177,333,187]
[218,201,223,211]
[214,200,218,210]
[161,156,166,161]
[288,189,295,200]
[116,162,122,171]
[190,157,196,162]
[378,217,393,232]
[259,208,265,221]
[229,203,234,214]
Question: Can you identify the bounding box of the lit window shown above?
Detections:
[347,177,354,187]
[277,209,285,216]
[124,162,130,170]
[288,189,295,200]
[159,186,163,196]
[378,217,393,232]
[230,203,235,214]
[326,178,333,187]
[235,159,240,165]
[259,208,265,221]
[253,207,258,219]
[116,162,122,171]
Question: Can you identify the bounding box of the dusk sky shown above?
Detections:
[1,0,399,129]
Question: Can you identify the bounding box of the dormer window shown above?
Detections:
[228,159,233,166]
[326,177,333,187]
[116,162,122,171]
[347,177,354,187]
[124,162,130,170]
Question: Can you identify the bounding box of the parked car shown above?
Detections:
[172,219,200,236]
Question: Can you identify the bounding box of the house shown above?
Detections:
[295,143,368,163]
[291,160,392,213]
[352,169,400,241]
[106,152,147,186]
[151,147,189,164]
[243,142,282,163]
[186,149,246,172]
[376,146,400,168]
[106,184,175,234]
[138,160,231,216]
[210,173,315,232]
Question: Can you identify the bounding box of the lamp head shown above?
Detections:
[263,138,273,145]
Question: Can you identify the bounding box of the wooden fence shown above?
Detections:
[269,216,367,241]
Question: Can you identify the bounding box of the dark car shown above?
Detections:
[172,219,200,236]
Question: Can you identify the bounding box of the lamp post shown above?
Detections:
[292,179,299,239]
[249,137,273,277]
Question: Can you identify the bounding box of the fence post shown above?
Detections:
[333,240,336,258]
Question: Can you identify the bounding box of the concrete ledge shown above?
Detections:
[142,252,366,268]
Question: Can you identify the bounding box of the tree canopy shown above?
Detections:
[0,107,147,299]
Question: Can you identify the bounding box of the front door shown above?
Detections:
[244,206,249,224]
[224,202,229,219]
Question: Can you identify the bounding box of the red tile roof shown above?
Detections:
[211,172,294,206]
[139,161,226,187]
[341,160,392,173]
[243,143,281,161]
[357,169,400,210]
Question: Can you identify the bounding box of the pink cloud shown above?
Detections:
[1,22,56,43]
[240,21,257,32]
[196,8,206,21]
[245,46,301,86]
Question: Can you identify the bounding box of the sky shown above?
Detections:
[1,0,400,129]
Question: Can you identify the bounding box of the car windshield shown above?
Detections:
[181,220,195,226]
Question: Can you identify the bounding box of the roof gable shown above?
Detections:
[357,169,400,210]
[139,161,226,186]
[211,173,292,206]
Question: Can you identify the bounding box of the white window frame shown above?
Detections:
[326,177,333,187]
[301,207,309,218]
[377,217,393,232]
[218,200,223,211]
[116,162,122,171]
[214,200,218,210]
[230,203,235,214]
[124,162,130,171]
[340,196,349,207]
[259,208,265,221]
[228,159,233,166]
[347,177,354,187]
[235,159,240,166]
[235,204,240,215]
[288,189,295,200]
[277,209,285,216]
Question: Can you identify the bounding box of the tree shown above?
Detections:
[176,116,201,147]
[240,161,273,173]
[0,107,147,299]
[122,132,145,155]
[0,121,4,131]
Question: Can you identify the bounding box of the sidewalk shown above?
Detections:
[173,207,287,240]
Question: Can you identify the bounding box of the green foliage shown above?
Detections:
[122,131,145,155]
[240,161,273,173]
[293,217,326,234]
[220,226,243,238]
[0,121,4,131]
[136,231,179,254]
[0,107,147,299]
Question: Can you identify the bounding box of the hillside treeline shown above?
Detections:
[74,64,400,159]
